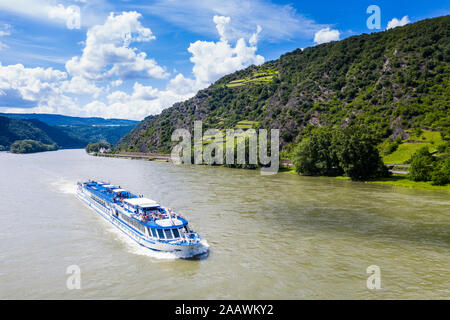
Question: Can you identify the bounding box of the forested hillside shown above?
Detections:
[0,116,85,150]
[115,15,449,154]
[0,113,139,146]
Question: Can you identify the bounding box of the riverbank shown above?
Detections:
[92,152,449,192]
[280,167,449,191]
[93,151,171,161]
[367,175,450,191]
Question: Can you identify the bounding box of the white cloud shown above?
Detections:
[0,63,67,104]
[0,62,87,117]
[101,82,193,120]
[107,83,159,103]
[66,11,168,81]
[84,15,266,120]
[387,16,410,30]
[213,15,231,42]
[106,90,129,104]
[0,1,86,29]
[110,79,123,87]
[185,15,264,88]
[131,82,160,100]
[0,24,11,37]
[314,27,340,45]
[0,0,110,29]
[0,13,265,120]
[166,73,198,96]
[0,24,11,51]
[0,1,52,20]
[0,62,105,115]
[249,25,262,46]
[48,4,81,30]
[60,76,103,98]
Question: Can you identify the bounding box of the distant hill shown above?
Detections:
[115,15,449,154]
[0,113,138,126]
[0,116,85,150]
[0,113,139,146]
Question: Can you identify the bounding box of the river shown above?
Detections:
[0,149,448,299]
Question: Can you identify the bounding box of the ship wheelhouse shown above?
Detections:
[121,197,191,243]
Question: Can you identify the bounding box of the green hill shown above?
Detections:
[0,116,85,150]
[0,113,138,146]
[0,113,138,126]
[115,16,449,154]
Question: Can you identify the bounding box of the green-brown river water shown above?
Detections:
[0,149,448,299]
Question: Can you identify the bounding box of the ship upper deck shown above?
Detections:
[81,181,188,229]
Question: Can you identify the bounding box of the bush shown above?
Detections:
[431,158,450,185]
[384,141,399,155]
[409,147,434,181]
[437,141,450,154]
[413,127,423,137]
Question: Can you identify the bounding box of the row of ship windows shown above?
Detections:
[91,195,107,208]
[118,212,181,240]
[119,213,146,234]
[149,227,180,240]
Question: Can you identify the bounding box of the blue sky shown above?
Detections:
[0,0,448,120]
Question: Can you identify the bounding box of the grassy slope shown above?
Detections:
[226,69,278,87]
[382,130,444,163]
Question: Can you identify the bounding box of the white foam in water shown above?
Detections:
[51,178,77,195]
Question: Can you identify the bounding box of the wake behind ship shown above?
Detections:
[76,180,205,258]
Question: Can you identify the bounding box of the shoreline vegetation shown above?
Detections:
[90,151,449,192]
[288,126,449,190]
[9,139,58,154]
[279,167,450,191]
[94,151,170,162]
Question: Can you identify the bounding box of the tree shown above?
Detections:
[292,128,341,176]
[431,158,450,185]
[334,125,389,181]
[293,125,389,181]
[409,147,434,181]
